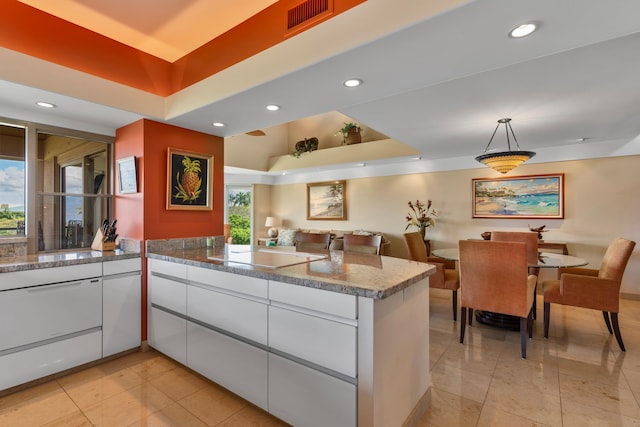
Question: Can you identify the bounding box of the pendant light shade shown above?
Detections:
[475,118,535,174]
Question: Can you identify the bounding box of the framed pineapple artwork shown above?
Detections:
[166,148,213,210]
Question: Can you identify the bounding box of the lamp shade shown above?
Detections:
[475,118,535,174]
[265,217,281,227]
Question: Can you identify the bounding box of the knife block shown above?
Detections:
[91,228,116,251]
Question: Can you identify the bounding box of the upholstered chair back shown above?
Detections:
[598,237,636,282]
[403,232,428,262]
[490,231,539,266]
[459,240,534,318]
[295,232,331,251]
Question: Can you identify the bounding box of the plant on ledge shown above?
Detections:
[290,137,319,158]
[404,199,437,240]
[337,122,361,145]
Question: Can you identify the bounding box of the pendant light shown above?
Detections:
[475,118,536,174]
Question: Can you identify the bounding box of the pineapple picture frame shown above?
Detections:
[167,148,213,211]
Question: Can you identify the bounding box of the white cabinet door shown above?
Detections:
[187,322,268,410]
[148,307,186,365]
[102,272,141,357]
[269,306,357,378]
[188,285,268,345]
[269,353,356,427]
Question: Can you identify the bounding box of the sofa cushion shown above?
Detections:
[277,229,297,246]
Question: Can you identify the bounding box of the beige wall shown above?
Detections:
[270,155,640,295]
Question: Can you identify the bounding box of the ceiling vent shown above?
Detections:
[286,0,333,34]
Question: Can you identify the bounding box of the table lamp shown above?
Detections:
[265,217,282,238]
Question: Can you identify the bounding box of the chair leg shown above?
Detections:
[532,284,537,320]
[452,290,458,322]
[543,302,550,338]
[602,311,613,334]
[469,308,474,326]
[611,313,626,352]
[528,309,533,339]
[460,307,467,343]
[520,317,527,359]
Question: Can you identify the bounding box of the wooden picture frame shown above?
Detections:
[472,173,564,219]
[307,180,347,220]
[116,156,137,194]
[166,148,213,211]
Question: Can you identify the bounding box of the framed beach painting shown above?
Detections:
[307,180,347,220]
[472,174,564,219]
[166,148,213,210]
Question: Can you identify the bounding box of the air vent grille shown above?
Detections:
[287,0,330,30]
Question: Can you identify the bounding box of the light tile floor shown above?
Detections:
[1,291,639,426]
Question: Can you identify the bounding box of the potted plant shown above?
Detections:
[404,199,437,255]
[337,122,362,145]
[290,137,319,158]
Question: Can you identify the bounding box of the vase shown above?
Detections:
[345,128,361,145]
[424,239,431,256]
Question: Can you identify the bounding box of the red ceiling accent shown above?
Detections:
[1,0,365,96]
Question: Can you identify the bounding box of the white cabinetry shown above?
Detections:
[0,263,103,391]
[147,259,187,365]
[102,258,141,357]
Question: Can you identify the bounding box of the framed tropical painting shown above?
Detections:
[166,148,213,210]
[307,180,347,220]
[472,173,564,219]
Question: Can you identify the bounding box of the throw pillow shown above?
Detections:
[277,229,297,246]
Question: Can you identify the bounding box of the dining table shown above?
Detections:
[431,248,588,330]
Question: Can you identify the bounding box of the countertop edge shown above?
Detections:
[146,251,433,299]
[0,250,141,273]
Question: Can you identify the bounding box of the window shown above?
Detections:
[0,124,26,237]
[37,133,112,251]
[226,185,252,244]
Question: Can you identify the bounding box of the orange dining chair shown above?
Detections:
[491,231,540,318]
[543,237,636,351]
[343,233,382,255]
[404,232,460,321]
[458,240,537,358]
[295,231,331,251]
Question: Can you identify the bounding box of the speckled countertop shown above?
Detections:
[0,249,141,273]
[146,246,434,299]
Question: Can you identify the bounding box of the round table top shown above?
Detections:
[431,248,588,268]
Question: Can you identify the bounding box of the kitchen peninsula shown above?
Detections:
[146,241,434,427]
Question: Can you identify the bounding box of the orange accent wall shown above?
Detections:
[1,0,365,96]
[115,119,224,341]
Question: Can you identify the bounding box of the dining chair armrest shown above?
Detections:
[559,267,598,277]
[560,274,619,311]
[428,256,455,270]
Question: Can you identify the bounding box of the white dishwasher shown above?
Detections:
[0,276,103,390]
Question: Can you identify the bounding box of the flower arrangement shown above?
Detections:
[405,199,437,239]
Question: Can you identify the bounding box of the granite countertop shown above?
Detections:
[147,246,434,299]
[0,249,141,273]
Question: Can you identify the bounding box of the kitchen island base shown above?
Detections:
[147,252,432,427]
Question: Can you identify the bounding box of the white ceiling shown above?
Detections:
[3,0,640,181]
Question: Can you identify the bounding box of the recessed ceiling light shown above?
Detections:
[266,104,280,111]
[509,22,537,38]
[36,101,56,108]
[343,79,362,88]
[212,122,225,127]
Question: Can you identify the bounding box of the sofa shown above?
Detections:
[276,228,390,256]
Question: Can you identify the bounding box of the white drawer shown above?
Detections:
[148,307,186,365]
[269,280,357,320]
[269,306,356,378]
[188,285,267,345]
[0,278,102,352]
[269,353,356,427]
[0,331,102,391]
[148,258,187,280]
[188,266,267,299]
[103,258,141,275]
[187,322,268,410]
[149,274,186,315]
[0,263,102,291]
